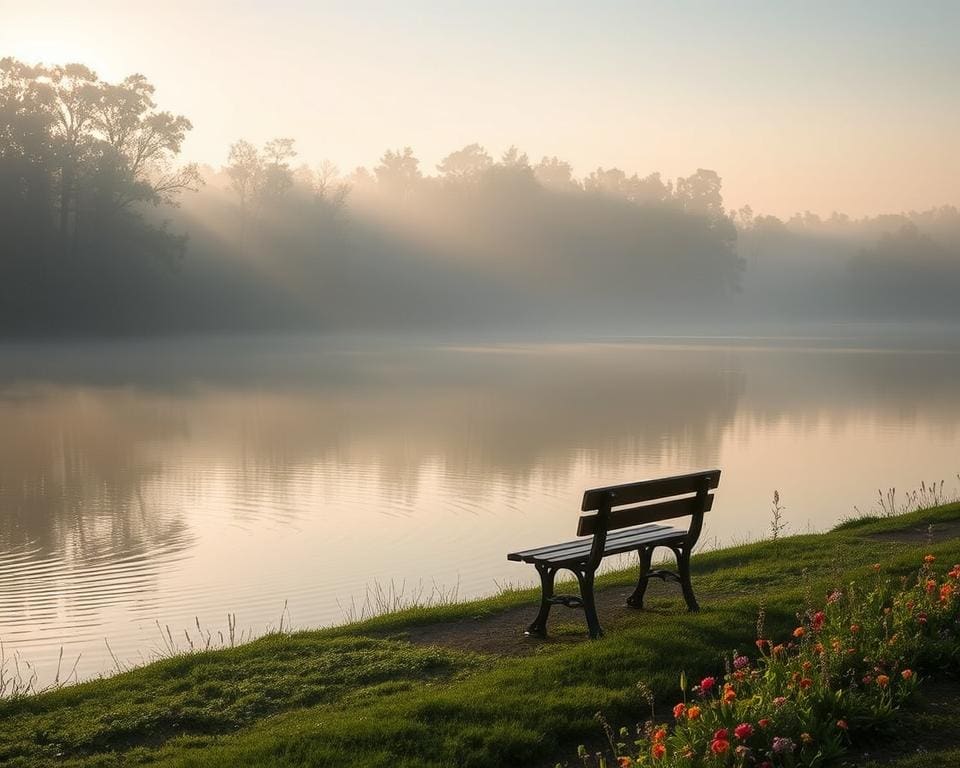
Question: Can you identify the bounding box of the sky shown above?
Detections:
[2,0,958,218]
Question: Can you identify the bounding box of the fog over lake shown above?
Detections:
[1,333,959,684]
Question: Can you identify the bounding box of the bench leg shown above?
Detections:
[627,545,655,609]
[575,569,604,639]
[525,564,557,638]
[672,545,700,612]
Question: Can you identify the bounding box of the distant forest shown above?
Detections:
[2,58,959,337]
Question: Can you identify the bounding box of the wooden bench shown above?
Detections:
[507,469,720,639]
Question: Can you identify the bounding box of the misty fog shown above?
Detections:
[2,57,959,338]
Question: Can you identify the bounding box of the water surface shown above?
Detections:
[1,335,959,685]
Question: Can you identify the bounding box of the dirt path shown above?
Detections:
[383,578,704,655]
[865,518,960,545]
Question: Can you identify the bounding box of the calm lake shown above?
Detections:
[2,334,959,686]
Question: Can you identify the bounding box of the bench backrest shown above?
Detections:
[578,469,720,568]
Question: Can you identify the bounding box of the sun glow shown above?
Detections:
[7,38,121,80]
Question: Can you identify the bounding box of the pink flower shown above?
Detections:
[734,723,754,740]
[699,676,716,695]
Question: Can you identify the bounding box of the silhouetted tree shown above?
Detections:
[437,143,492,184]
[374,146,421,200]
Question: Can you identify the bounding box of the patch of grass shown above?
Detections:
[0,503,958,767]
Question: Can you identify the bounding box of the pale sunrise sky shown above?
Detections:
[3,0,958,217]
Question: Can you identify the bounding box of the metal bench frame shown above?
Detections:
[507,469,720,639]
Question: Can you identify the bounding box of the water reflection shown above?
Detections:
[0,337,958,683]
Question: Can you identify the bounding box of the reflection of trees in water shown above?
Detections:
[3,339,960,566]
[730,347,960,439]
[0,386,194,579]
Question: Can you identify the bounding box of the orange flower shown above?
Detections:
[814,642,824,655]
[871,563,881,572]
[799,677,813,690]
[801,733,813,745]
[836,719,848,730]
[653,728,667,743]
[620,756,636,767]
[723,687,737,704]
[849,624,860,633]
[926,579,937,595]
[793,626,805,638]
[941,584,955,603]
[758,718,771,728]
[650,743,665,760]
[876,674,890,688]
[924,554,936,564]
[687,705,701,720]
[901,669,914,680]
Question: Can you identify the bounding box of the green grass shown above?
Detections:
[2,504,959,767]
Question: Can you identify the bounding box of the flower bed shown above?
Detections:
[576,556,960,767]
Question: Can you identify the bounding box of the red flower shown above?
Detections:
[811,611,826,631]
[672,702,686,719]
[620,757,635,767]
[650,743,665,760]
[836,719,848,730]
[799,678,813,690]
[902,669,914,680]
[710,738,730,755]
[699,676,716,695]
[758,718,771,728]
[653,728,667,743]
[713,729,729,740]
[792,626,805,638]
[734,723,754,740]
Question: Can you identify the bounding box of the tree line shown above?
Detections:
[2,58,958,336]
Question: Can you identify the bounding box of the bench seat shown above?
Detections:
[507,523,685,565]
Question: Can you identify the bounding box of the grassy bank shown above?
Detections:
[2,504,959,768]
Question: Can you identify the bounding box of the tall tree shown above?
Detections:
[437,143,492,184]
[375,147,421,200]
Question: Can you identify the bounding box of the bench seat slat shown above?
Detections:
[508,523,673,560]
[507,523,685,565]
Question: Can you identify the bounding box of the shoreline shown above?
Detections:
[2,502,958,767]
